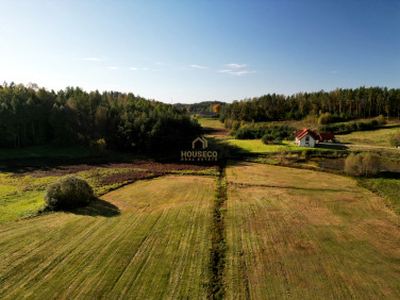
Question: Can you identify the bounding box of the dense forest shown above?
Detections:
[219,87,400,124]
[0,82,200,152]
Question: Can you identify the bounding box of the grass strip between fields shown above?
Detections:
[207,169,228,299]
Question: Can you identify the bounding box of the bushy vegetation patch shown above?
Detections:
[318,112,346,125]
[389,131,400,147]
[235,124,295,141]
[44,176,95,210]
[344,152,381,177]
[319,116,385,134]
[358,176,400,214]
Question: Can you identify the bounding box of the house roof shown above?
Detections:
[296,129,319,140]
[296,129,335,141]
[318,133,335,140]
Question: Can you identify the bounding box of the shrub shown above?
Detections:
[346,122,357,131]
[345,153,380,177]
[318,112,333,125]
[232,121,241,131]
[261,133,282,145]
[235,124,295,140]
[370,119,378,127]
[389,132,400,147]
[97,138,107,152]
[376,114,386,125]
[235,127,254,139]
[45,176,95,210]
[356,122,367,131]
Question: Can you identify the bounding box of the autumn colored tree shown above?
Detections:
[213,103,222,113]
[344,153,380,177]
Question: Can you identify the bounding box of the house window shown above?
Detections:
[305,136,310,141]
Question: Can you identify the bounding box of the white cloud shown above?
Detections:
[217,62,256,76]
[155,62,165,66]
[142,68,149,71]
[217,69,232,73]
[331,70,338,74]
[108,66,119,70]
[130,67,139,71]
[84,57,101,61]
[189,64,208,69]
[226,63,247,69]
[217,68,256,76]
[229,70,256,76]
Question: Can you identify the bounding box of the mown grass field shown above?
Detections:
[225,162,400,299]
[0,176,214,299]
[0,168,144,223]
[337,125,400,147]
[359,176,400,214]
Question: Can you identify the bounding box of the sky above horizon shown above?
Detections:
[1,0,399,103]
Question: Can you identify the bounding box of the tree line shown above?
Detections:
[0,82,200,152]
[219,87,400,123]
[174,101,225,114]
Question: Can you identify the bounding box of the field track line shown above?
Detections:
[110,210,166,299]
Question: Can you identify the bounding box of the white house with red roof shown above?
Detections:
[295,129,336,147]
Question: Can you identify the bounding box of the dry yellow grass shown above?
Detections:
[225,162,400,299]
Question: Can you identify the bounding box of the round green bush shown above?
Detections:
[261,133,282,145]
[45,176,95,210]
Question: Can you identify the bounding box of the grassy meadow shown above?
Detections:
[337,125,400,147]
[0,167,146,223]
[225,162,400,299]
[226,139,309,154]
[0,176,214,299]
[359,176,400,214]
[197,117,226,130]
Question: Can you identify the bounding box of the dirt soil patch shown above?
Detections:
[203,127,230,136]
[5,159,218,178]
[100,171,155,185]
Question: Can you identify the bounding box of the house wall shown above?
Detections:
[298,135,316,147]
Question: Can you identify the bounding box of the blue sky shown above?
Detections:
[0,0,399,103]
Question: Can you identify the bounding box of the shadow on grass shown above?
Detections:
[315,143,348,150]
[68,198,121,217]
[376,171,400,180]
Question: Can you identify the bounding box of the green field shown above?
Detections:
[338,125,400,147]
[0,168,145,223]
[0,176,214,299]
[197,117,226,130]
[226,139,309,154]
[225,162,400,298]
